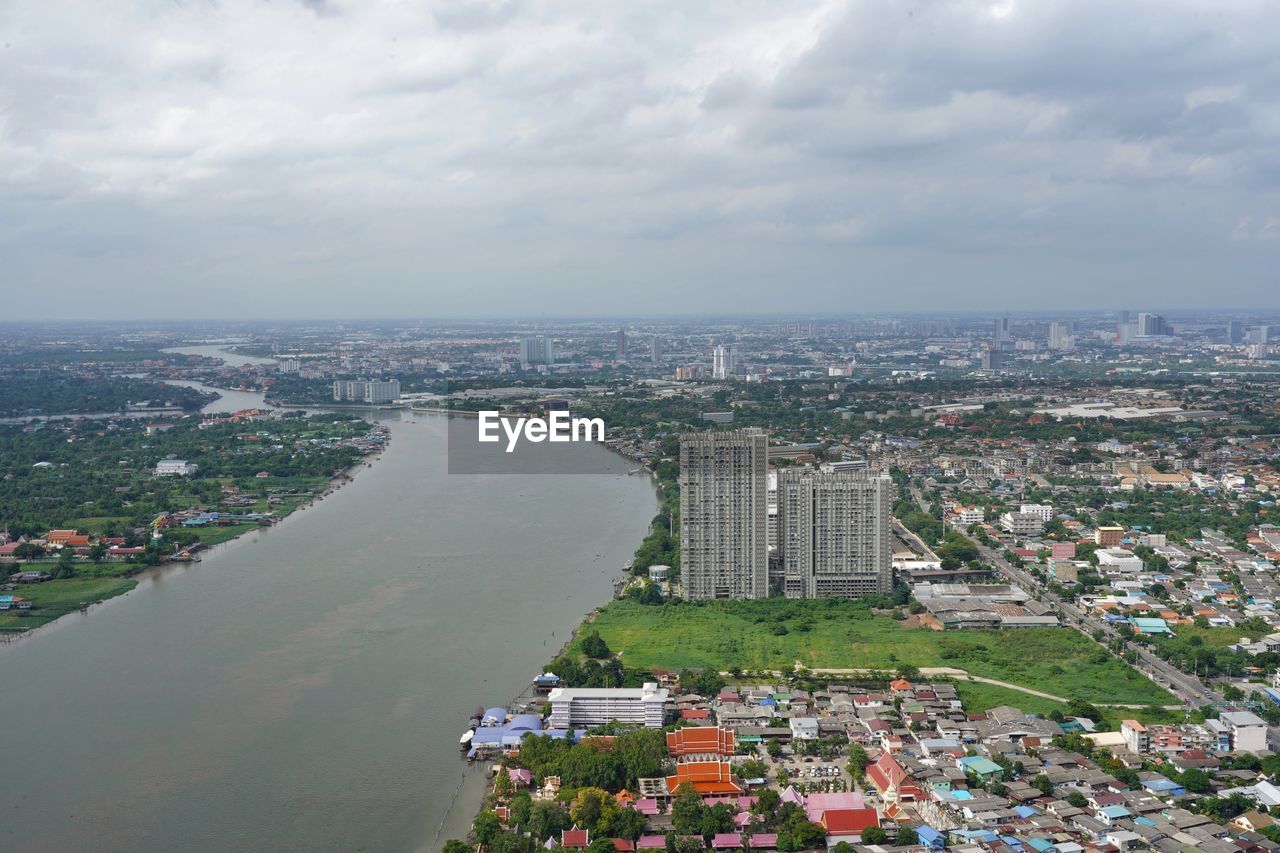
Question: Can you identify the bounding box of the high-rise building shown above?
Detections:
[616,329,627,357]
[520,335,555,365]
[1137,313,1168,337]
[712,344,735,379]
[1227,320,1245,344]
[650,335,663,363]
[679,429,768,600]
[981,346,1004,370]
[776,469,892,599]
[1048,322,1072,350]
[993,316,1010,343]
[332,379,401,404]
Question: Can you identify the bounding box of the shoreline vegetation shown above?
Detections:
[0,413,388,638]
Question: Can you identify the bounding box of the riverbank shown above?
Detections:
[0,438,389,640]
[437,445,663,847]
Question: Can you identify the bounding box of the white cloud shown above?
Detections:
[1,0,1278,316]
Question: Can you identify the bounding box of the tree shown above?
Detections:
[847,744,870,782]
[861,825,888,845]
[472,810,503,848]
[581,631,611,659]
[587,841,617,853]
[571,788,616,832]
[671,785,705,836]
[443,841,472,853]
[896,826,918,846]
[1066,791,1088,808]
[53,546,76,579]
[1032,774,1053,796]
[752,788,781,826]
[1180,768,1212,794]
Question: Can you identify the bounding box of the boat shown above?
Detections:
[458,730,474,748]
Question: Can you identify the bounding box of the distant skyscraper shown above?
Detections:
[616,329,627,357]
[650,335,663,363]
[712,344,735,379]
[680,429,768,600]
[777,469,892,599]
[520,335,555,365]
[981,346,1004,370]
[1227,320,1244,344]
[993,316,1010,343]
[1137,313,1168,337]
[1048,321,1072,351]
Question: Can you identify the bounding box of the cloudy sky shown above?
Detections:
[2,0,1278,319]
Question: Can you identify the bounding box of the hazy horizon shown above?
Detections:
[3,0,1279,319]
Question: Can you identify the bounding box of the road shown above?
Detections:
[905,485,1225,709]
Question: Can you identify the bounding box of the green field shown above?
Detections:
[577,599,1175,706]
[949,680,1182,729]
[0,576,137,632]
[950,681,1068,717]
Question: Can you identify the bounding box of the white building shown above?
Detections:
[712,344,736,379]
[955,506,984,526]
[1120,719,1149,754]
[1019,504,1054,523]
[519,335,556,366]
[547,683,669,729]
[155,459,197,476]
[1096,548,1144,573]
[1000,512,1044,536]
[680,429,769,600]
[789,717,820,741]
[776,469,892,599]
[332,379,401,404]
[1220,711,1268,753]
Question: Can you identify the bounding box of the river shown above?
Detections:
[0,415,656,852]
[160,344,282,413]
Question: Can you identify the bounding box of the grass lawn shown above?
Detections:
[951,681,1068,718]
[191,522,262,547]
[578,599,1175,707]
[0,576,137,633]
[64,515,133,534]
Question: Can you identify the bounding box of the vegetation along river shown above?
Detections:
[0,414,656,852]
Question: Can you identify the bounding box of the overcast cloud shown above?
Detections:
[2,0,1278,319]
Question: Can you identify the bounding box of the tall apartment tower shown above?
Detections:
[520,335,555,365]
[679,429,769,600]
[993,316,1010,344]
[616,329,628,357]
[650,335,663,363]
[1048,321,1072,351]
[777,469,892,599]
[712,345,735,379]
[1137,313,1168,337]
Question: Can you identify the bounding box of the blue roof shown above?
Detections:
[1027,839,1055,852]
[1013,805,1039,818]
[508,714,543,733]
[483,707,507,724]
[1100,805,1130,818]
[1143,778,1183,792]
[916,827,944,844]
[959,756,1004,775]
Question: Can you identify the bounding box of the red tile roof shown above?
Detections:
[820,808,880,835]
